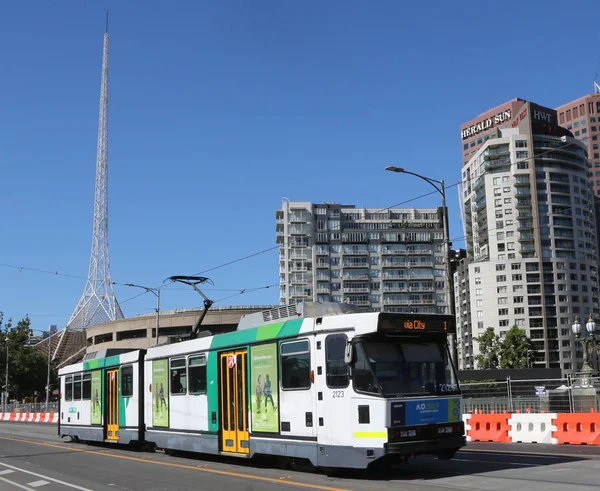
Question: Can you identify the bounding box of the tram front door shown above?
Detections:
[106,369,119,441]
[219,350,249,454]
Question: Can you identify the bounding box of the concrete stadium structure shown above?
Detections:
[85,305,278,352]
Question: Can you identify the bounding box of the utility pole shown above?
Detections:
[4,344,8,413]
[45,337,52,409]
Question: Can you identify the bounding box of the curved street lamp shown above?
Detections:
[385,167,457,365]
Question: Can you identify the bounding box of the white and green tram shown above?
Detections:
[59,303,465,469]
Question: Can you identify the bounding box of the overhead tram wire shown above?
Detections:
[1,139,588,295]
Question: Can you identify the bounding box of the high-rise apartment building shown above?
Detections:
[275,201,450,314]
[455,99,599,374]
[556,86,600,193]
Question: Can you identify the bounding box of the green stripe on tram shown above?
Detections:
[83,354,122,371]
[208,318,304,349]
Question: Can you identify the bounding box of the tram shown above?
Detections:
[58,302,465,469]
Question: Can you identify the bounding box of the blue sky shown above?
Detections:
[1,0,598,332]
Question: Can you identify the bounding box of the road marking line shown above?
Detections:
[0,462,92,491]
[452,458,533,467]
[0,476,36,491]
[27,480,50,487]
[461,448,600,460]
[0,436,351,491]
[0,470,15,475]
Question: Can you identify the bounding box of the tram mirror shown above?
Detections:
[344,343,354,364]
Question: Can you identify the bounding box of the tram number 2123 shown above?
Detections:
[332,391,345,398]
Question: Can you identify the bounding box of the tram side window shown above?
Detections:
[325,334,349,389]
[121,366,133,397]
[73,374,82,400]
[280,339,311,390]
[188,355,207,394]
[82,373,92,400]
[170,358,187,395]
[65,376,73,401]
[353,345,379,394]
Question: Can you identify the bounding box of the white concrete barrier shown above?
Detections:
[462,413,472,442]
[508,413,557,444]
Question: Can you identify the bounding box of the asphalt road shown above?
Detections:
[0,423,599,491]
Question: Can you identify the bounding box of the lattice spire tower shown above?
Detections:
[66,11,123,331]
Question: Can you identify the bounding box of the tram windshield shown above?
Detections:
[352,335,459,397]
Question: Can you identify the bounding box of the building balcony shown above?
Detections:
[383,286,408,293]
[342,273,370,281]
[343,287,370,293]
[343,261,369,268]
[383,299,409,305]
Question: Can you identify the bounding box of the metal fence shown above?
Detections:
[1,379,599,415]
[2,402,59,414]
[461,376,600,414]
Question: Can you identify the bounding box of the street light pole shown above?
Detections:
[4,344,8,413]
[124,284,161,346]
[46,333,51,409]
[571,314,597,387]
[385,166,457,366]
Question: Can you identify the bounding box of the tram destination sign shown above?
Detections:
[377,313,456,334]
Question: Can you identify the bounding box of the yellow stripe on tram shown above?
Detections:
[353,432,387,439]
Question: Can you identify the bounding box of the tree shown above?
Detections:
[499,325,535,369]
[474,327,501,369]
[0,312,53,401]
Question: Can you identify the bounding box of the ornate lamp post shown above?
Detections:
[571,314,598,387]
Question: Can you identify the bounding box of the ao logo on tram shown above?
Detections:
[58,302,465,470]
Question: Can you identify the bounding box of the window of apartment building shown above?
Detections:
[503,176,510,182]
[498,254,506,260]
[566,109,571,120]
[496,275,506,282]
[495,199,502,207]
[498,308,508,315]
[474,267,480,274]
[514,296,524,303]
[494,187,502,196]
[476,299,483,307]
[498,243,505,252]
[516,151,528,159]
[499,320,509,327]
[497,286,507,293]
[511,263,522,270]
[477,311,483,317]
[504,198,512,204]
[508,253,515,259]
[505,219,513,226]
[496,264,505,271]
[498,297,508,305]
[514,307,525,315]
[493,177,500,185]
[515,319,525,326]
[559,112,565,124]
[574,107,579,118]
[516,140,528,148]
[503,186,511,193]
[476,288,482,295]
[495,210,503,219]
[497,232,504,240]
[512,274,522,281]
